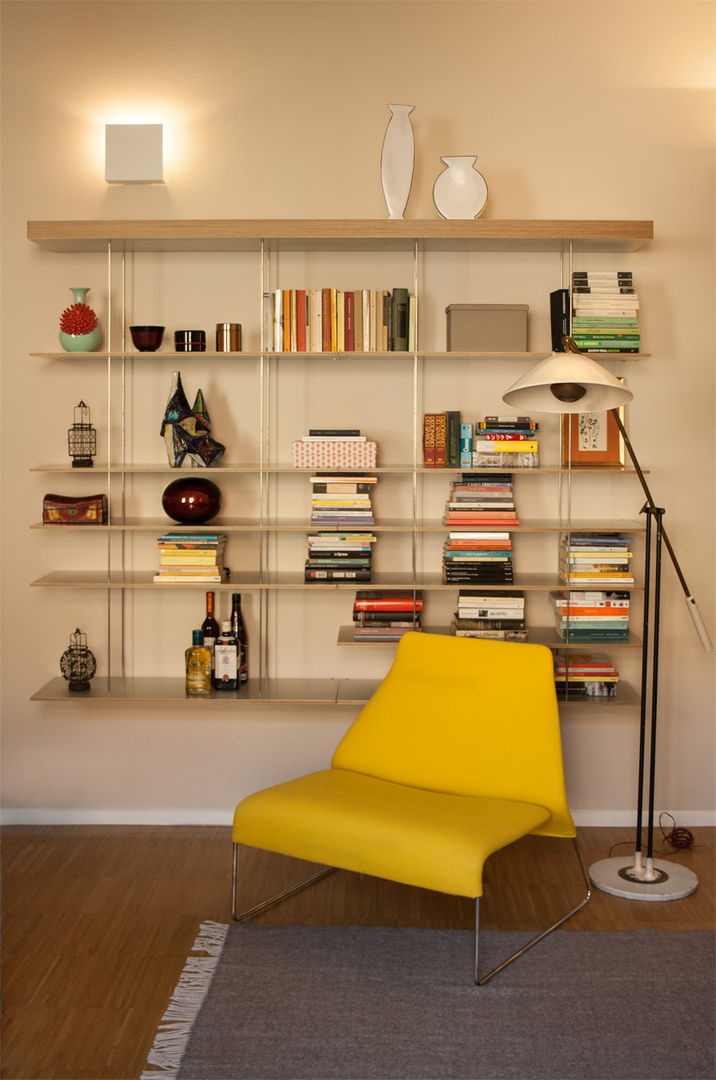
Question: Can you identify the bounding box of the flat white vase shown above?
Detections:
[432,156,488,219]
[381,104,415,220]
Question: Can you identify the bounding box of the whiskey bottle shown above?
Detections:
[213,620,238,691]
[185,630,212,696]
[230,592,248,684]
[201,591,220,672]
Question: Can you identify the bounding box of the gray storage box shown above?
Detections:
[446,303,528,351]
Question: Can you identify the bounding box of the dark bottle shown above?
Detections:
[213,621,238,691]
[231,592,248,684]
[201,591,220,672]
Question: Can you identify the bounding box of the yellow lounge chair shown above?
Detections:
[232,632,590,983]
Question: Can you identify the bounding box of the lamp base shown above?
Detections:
[589,854,698,901]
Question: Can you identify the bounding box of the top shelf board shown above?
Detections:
[27,219,654,254]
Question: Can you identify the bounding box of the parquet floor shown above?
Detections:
[1,825,713,1080]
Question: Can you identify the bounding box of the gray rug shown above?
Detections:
[142,922,715,1080]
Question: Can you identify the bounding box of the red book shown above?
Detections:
[423,413,437,467]
[321,289,332,352]
[296,289,307,352]
[434,412,447,467]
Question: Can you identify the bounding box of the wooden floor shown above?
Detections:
[1,825,713,1080]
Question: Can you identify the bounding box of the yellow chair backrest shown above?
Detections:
[332,632,574,838]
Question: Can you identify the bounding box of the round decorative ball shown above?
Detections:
[162,476,222,524]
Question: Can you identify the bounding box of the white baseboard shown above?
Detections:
[2,807,715,827]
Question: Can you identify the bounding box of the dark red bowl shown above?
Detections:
[130,325,165,351]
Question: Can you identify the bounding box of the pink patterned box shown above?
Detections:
[291,440,378,469]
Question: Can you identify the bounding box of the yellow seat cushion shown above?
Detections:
[233,768,551,898]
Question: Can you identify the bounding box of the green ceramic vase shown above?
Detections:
[59,287,102,352]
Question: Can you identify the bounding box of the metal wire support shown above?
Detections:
[232,843,337,922]
[474,837,592,985]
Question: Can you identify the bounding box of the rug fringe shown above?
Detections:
[140,920,229,1080]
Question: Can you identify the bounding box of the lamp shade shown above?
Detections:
[502,346,634,414]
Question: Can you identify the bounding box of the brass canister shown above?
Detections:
[216,323,242,351]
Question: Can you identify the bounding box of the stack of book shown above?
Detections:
[292,429,378,469]
[304,532,376,582]
[553,653,619,699]
[444,473,518,527]
[310,473,377,526]
[560,534,634,586]
[443,531,514,585]
[470,416,539,468]
[352,590,422,641]
[153,533,227,583]
[552,590,631,642]
[453,590,526,640]
[263,287,415,353]
[570,270,640,354]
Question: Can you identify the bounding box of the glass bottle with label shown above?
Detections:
[213,620,238,691]
[185,630,212,696]
[201,591,220,672]
[230,592,248,684]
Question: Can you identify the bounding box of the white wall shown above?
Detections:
[1,0,714,825]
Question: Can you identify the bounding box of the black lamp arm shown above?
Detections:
[611,408,712,652]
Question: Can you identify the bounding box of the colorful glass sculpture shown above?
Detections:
[160,371,226,467]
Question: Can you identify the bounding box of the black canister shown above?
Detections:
[175,330,206,352]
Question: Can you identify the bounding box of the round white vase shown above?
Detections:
[380,104,415,220]
[432,156,488,220]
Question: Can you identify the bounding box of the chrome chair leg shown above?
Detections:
[232,842,337,922]
[475,837,592,985]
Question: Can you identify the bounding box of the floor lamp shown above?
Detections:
[503,337,712,901]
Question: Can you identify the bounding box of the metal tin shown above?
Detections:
[216,323,242,352]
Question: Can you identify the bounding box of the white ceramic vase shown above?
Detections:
[432,156,488,220]
[380,104,415,220]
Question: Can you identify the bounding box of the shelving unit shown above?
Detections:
[28,218,652,707]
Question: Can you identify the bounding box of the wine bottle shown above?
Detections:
[185,630,212,696]
[201,591,220,672]
[230,592,248,684]
[213,620,238,691]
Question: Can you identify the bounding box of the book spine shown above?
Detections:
[344,290,355,352]
[434,412,447,468]
[460,423,473,468]
[391,288,409,351]
[296,289,307,352]
[423,412,437,467]
[550,288,570,351]
[445,410,461,469]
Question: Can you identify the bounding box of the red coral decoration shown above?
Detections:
[60,303,98,335]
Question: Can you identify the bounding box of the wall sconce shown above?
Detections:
[105,123,163,182]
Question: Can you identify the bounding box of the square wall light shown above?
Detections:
[105,124,163,182]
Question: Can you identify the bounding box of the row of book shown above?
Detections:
[262,287,416,353]
[552,590,631,642]
[305,532,376,583]
[352,590,422,641]
[153,533,227,583]
[550,271,641,355]
[292,429,378,469]
[560,533,634,586]
[453,590,526,641]
[423,413,539,468]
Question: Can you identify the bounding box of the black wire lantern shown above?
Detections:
[60,628,97,692]
[67,401,97,467]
